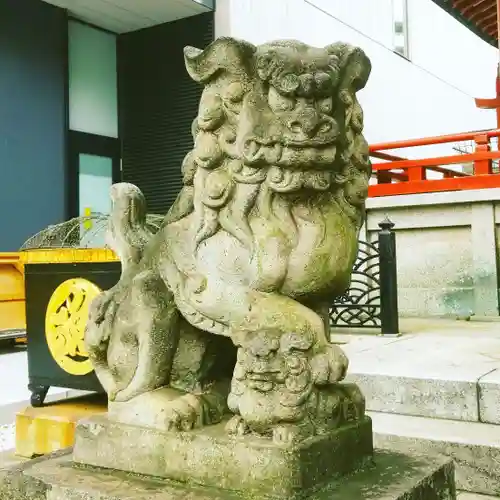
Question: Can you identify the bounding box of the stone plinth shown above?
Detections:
[0,448,456,500]
[73,415,373,499]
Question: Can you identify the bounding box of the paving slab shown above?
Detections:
[330,333,410,353]
[0,424,14,453]
[344,335,500,379]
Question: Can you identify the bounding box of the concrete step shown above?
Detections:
[341,333,500,423]
[346,370,500,423]
[370,411,500,496]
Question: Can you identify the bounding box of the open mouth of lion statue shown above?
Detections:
[241,138,338,171]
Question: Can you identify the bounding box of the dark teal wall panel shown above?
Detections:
[0,0,67,250]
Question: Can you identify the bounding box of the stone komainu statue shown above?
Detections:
[85,37,372,444]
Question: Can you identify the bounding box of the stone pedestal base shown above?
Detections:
[73,415,374,499]
[0,448,456,500]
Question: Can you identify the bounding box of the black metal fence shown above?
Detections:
[329,217,400,336]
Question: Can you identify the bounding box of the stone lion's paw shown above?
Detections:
[89,292,113,325]
[326,344,349,382]
[311,344,349,385]
[163,394,203,432]
[225,415,249,437]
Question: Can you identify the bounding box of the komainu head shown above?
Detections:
[179,37,372,247]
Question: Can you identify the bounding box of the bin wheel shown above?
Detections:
[28,384,49,408]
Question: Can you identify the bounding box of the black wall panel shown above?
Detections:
[118,13,214,214]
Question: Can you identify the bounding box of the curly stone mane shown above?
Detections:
[165,38,371,253]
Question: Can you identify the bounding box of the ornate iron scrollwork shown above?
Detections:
[329,240,381,328]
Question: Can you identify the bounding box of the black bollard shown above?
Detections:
[378,217,400,336]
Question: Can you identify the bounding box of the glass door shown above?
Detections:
[68,131,120,246]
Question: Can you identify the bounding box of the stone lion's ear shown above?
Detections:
[325,42,371,93]
[184,37,257,84]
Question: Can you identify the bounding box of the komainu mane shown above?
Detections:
[85,36,372,443]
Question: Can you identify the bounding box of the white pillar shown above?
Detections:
[471,202,499,316]
[214,0,232,38]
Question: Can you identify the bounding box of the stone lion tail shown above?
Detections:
[107,182,153,272]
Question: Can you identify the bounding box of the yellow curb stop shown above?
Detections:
[15,394,107,458]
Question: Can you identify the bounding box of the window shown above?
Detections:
[392,0,410,59]
[68,20,118,138]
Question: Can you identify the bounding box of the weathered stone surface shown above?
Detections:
[370,411,500,497]
[73,414,373,499]
[0,448,70,500]
[0,448,456,500]
[82,36,372,442]
[226,330,366,444]
[107,385,227,432]
[478,369,500,425]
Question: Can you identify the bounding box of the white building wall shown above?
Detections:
[408,0,497,99]
[216,0,498,157]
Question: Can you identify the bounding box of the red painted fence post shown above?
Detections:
[474,134,492,175]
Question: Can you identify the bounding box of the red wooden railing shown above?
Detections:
[369,129,500,197]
